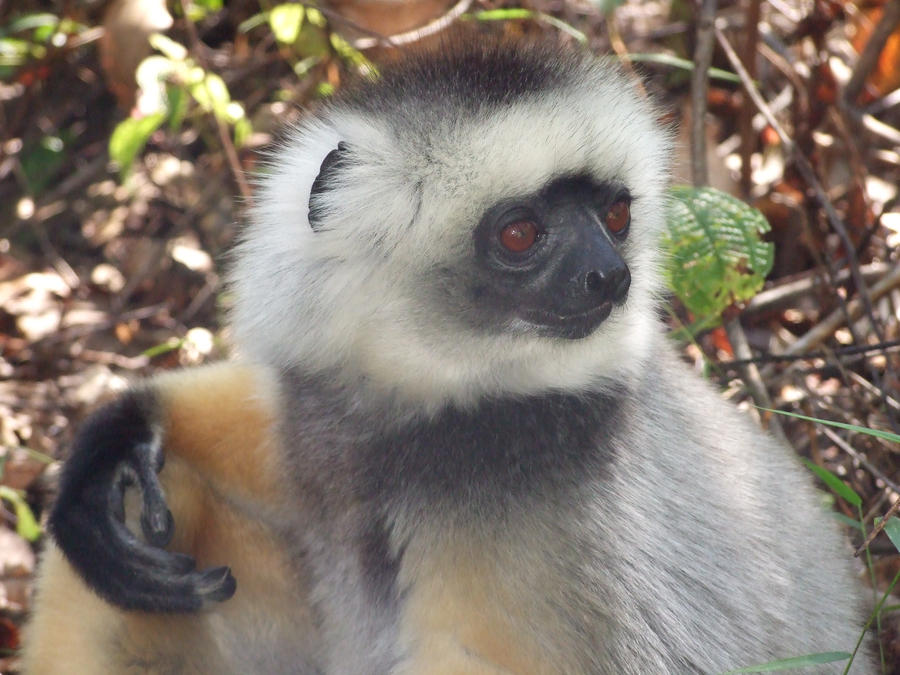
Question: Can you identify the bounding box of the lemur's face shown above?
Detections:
[232,43,671,401]
[468,174,632,340]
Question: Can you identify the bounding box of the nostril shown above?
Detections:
[584,270,604,292]
[613,267,631,303]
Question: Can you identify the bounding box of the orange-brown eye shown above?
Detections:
[606,201,630,234]
[499,221,539,253]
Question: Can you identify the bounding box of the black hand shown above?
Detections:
[49,390,236,612]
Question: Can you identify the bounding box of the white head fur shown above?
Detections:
[231,41,671,409]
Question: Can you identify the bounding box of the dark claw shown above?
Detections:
[141,505,175,548]
[197,566,238,606]
[49,390,237,613]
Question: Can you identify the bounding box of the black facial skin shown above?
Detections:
[472,175,632,340]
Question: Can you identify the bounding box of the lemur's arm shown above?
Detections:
[49,362,283,612]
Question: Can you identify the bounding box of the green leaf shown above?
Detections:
[0,37,31,64]
[0,486,41,542]
[880,517,900,553]
[761,408,900,445]
[165,83,188,132]
[21,134,66,194]
[305,7,326,27]
[238,11,269,33]
[664,186,774,320]
[470,9,534,20]
[831,511,864,532]
[294,21,330,58]
[184,0,223,22]
[189,72,231,118]
[586,0,627,13]
[800,458,862,508]
[330,33,376,71]
[464,9,585,41]
[109,113,166,177]
[624,53,740,84]
[269,3,305,45]
[142,337,185,358]
[536,13,586,43]
[293,54,322,78]
[233,116,252,148]
[721,652,850,673]
[4,13,58,36]
[149,33,188,61]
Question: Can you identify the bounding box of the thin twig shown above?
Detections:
[689,0,785,438]
[821,426,900,497]
[36,303,172,346]
[779,264,900,358]
[714,22,886,347]
[350,0,473,49]
[848,371,900,413]
[724,338,900,368]
[725,317,788,442]
[738,0,761,195]
[180,1,252,202]
[856,496,900,557]
[690,0,718,185]
[744,262,890,314]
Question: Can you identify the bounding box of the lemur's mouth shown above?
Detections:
[521,301,613,340]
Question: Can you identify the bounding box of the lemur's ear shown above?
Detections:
[308,141,349,231]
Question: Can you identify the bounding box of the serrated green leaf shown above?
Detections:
[664,186,774,320]
[721,651,850,673]
[801,458,861,507]
[269,3,305,45]
[109,113,166,177]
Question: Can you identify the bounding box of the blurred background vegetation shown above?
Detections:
[1,0,899,670]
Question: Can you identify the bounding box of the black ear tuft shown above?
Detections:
[308,141,349,231]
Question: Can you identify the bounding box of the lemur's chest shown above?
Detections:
[281,377,623,672]
[388,526,584,675]
[301,509,588,675]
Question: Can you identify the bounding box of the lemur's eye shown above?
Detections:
[606,201,630,234]
[499,221,539,253]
